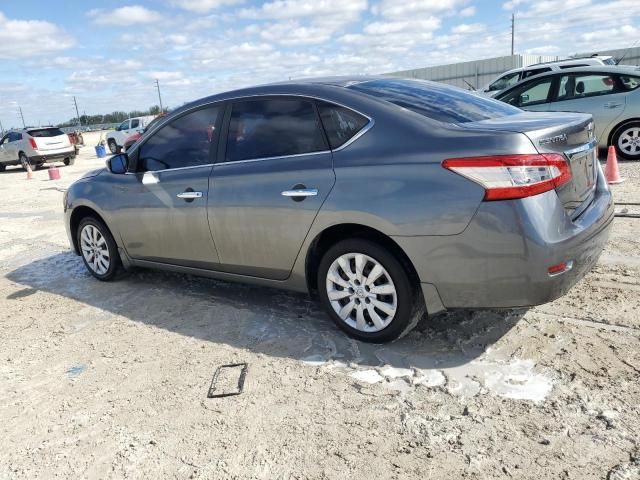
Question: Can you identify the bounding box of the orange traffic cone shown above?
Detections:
[26,163,34,180]
[604,146,624,184]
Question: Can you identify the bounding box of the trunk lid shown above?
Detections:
[463,111,597,218]
[28,128,72,152]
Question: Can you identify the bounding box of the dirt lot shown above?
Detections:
[1,134,639,479]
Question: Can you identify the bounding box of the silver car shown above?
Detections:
[64,78,614,342]
[496,66,640,159]
[0,127,76,171]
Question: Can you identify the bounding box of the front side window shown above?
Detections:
[488,72,521,92]
[317,101,368,149]
[349,79,520,124]
[556,73,617,101]
[138,106,220,171]
[118,120,129,131]
[501,78,552,107]
[0,134,8,145]
[225,98,326,162]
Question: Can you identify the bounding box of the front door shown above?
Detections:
[548,72,627,143]
[0,134,10,163]
[209,97,335,280]
[110,105,223,268]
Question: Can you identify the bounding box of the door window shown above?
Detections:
[501,78,552,107]
[316,101,369,149]
[8,132,22,142]
[225,98,326,162]
[556,73,618,101]
[138,106,221,171]
[118,120,130,131]
[619,74,640,91]
[131,119,140,129]
[0,135,8,145]
[488,72,521,92]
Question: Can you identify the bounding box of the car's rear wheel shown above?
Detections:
[0,164,5,172]
[77,217,121,281]
[19,153,31,171]
[613,121,640,160]
[317,239,423,343]
[107,139,119,154]
[64,157,75,166]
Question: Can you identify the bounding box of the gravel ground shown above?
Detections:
[1,133,639,479]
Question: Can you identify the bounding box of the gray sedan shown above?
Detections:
[496,66,640,159]
[64,77,613,342]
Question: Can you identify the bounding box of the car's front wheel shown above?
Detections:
[613,121,640,160]
[64,157,75,166]
[318,239,423,343]
[77,217,121,281]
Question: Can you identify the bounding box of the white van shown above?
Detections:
[482,55,617,97]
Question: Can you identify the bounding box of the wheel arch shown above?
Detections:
[607,117,640,147]
[304,223,421,298]
[69,206,111,255]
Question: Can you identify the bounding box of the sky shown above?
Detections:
[0,0,638,128]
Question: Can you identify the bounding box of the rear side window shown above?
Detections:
[138,106,220,171]
[131,119,140,128]
[8,132,23,142]
[27,128,64,137]
[556,73,617,101]
[348,79,520,124]
[225,98,326,162]
[317,101,368,149]
[620,75,640,91]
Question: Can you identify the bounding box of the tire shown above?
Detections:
[64,157,75,166]
[317,239,424,343]
[19,153,31,171]
[77,216,121,281]
[0,164,5,172]
[612,121,640,160]
[107,139,120,154]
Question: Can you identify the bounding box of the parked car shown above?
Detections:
[0,127,76,171]
[64,77,613,342]
[105,115,156,153]
[495,66,640,159]
[482,55,617,97]
[122,114,167,152]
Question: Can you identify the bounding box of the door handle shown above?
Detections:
[604,102,622,109]
[281,188,318,197]
[177,191,203,199]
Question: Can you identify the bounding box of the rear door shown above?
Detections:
[209,97,335,280]
[111,105,223,268]
[547,72,627,143]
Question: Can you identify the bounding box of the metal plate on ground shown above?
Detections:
[207,363,248,398]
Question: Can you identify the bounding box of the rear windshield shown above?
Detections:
[348,79,520,124]
[28,128,65,137]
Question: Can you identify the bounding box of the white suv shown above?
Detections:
[105,116,156,153]
[482,55,617,97]
[0,127,76,172]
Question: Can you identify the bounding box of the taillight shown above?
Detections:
[442,154,571,201]
[29,138,38,150]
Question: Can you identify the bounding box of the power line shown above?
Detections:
[73,96,81,127]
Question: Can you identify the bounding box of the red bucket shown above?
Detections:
[48,167,61,180]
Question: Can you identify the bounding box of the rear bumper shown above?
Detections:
[395,164,614,310]
[31,150,76,164]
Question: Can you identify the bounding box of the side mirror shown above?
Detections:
[107,154,129,174]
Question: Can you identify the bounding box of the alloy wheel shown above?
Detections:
[325,252,397,333]
[618,127,640,156]
[80,224,111,275]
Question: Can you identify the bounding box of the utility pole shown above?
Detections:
[155,79,163,113]
[0,119,4,136]
[73,96,81,127]
[19,107,26,128]
[511,13,515,56]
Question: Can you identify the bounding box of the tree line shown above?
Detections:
[57,105,168,127]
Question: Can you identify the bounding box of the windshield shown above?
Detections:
[348,79,521,124]
[27,128,65,137]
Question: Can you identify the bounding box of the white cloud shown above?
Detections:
[451,23,485,34]
[460,6,476,16]
[87,6,163,26]
[239,0,368,21]
[0,12,74,59]
[171,0,244,13]
[377,0,469,18]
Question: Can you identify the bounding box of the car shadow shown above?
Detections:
[6,251,527,369]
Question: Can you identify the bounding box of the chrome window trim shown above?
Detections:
[123,163,214,175]
[127,93,375,169]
